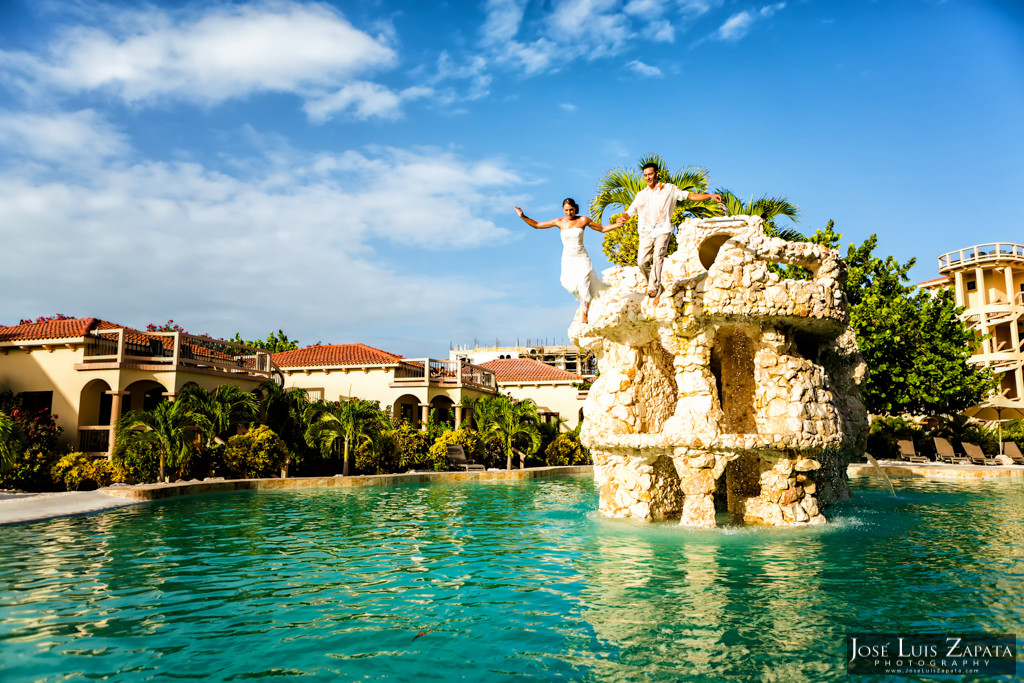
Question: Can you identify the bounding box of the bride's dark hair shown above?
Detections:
[562,198,579,213]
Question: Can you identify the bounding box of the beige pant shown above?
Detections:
[638,233,671,295]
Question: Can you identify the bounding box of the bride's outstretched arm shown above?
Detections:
[514,206,558,229]
[583,216,619,233]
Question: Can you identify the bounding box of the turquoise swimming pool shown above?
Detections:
[1,476,1021,680]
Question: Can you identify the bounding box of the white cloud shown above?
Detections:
[484,0,636,74]
[716,3,786,41]
[432,52,492,102]
[481,0,529,45]
[0,109,130,162]
[624,0,663,19]
[560,103,577,112]
[0,2,408,121]
[304,83,432,123]
[0,125,539,351]
[647,20,676,42]
[626,60,662,77]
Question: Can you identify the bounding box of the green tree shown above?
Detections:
[230,330,299,353]
[816,227,995,416]
[115,399,208,481]
[304,399,385,476]
[223,426,290,478]
[477,396,542,470]
[180,384,257,445]
[257,381,312,465]
[593,154,714,267]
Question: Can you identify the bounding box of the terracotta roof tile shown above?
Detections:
[0,318,100,342]
[478,358,583,383]
[272,344,404,368]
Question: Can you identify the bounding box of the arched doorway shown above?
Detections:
[393,394,422,427]
[78,379,113,453]
[430,396,455,429]
[123,380,169,415]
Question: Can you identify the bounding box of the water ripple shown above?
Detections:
[1,477,1022,681]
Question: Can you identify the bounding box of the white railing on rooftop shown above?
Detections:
[938,243,1024,273]
[81,329,276,378]
[392,358,496,392]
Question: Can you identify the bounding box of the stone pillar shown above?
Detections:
[419,403,430,430]
[104,390,129,460]
[674,453,719,529]
[454,405,463,427]
[953,270,965,308]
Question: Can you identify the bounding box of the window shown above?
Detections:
[18,391,52,414]
[966,279,977,291]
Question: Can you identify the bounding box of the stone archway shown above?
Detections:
[78,379,113,453]
[393,394,421,427]
[430,396,455,429]
[123,379,169,415]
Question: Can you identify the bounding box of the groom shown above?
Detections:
[616,162,722,300]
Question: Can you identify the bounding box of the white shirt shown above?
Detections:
[625,183,691,238]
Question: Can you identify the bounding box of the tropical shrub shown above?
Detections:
[224,426,289,479]
[480,435,507,469]
[0,392,64,491]
[544,432,592,466]
[110,437,161,484]
[51,453,116,490]
[866,416,924,461]
[381,423,431,472]
[427,428,483,471]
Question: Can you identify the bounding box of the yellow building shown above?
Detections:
[477,357,588,428]
[272,344,498,426]
[0,318,276,455]
[928,242,1024,399]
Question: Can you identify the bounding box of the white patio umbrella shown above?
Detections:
[964,397,1024,454]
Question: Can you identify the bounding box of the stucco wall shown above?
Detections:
[498,381,586,428]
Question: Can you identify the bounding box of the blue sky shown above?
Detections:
[1,0,1022,358]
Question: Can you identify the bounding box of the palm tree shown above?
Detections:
[478,396,542,470]
[460,395,498,431]
[536,414,569,451]
[180,384,258,445]
[0,410,22,473]
[591,153,713,223]
[115,399,208,481]
[715,189,804,241]
[304,399,385,476]
[257,381,310,456]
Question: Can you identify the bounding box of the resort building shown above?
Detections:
[450,341,597,378]
[0,319,592,456]
[272,344,498,427]
[924,242,1024,399]
[0,318,276,456]
[477,357,588,429]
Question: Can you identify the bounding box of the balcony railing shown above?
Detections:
[938,243,1024,273]
[81,329,276,379]
[78,426,110,454]
[392,358,496,392]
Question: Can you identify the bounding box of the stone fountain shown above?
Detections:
[571,216,868,527]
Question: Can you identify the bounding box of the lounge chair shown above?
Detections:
[896,439,929,464]
[960,442,1000,466]
[446,444,484,471]
[932,437,970,465]
[1002,441,1024,465]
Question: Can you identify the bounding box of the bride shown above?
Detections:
[514,198,618,324]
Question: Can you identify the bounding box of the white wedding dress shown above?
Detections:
[559,227,600,303]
